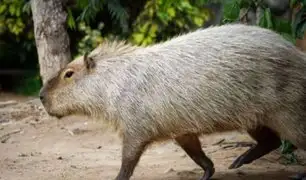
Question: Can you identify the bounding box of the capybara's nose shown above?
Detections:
[39,89,45,103]
[39,94,44,102]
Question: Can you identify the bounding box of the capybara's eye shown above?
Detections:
[64,70,74,79]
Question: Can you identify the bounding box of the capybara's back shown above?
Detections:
[99,24,306,145]
[39,24,306,180]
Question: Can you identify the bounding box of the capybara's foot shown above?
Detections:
[289,173,306,180]
[229,126,282,169]
[175,134,215,180]
[200,167,215,180]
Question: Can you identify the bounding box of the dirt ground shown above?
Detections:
[0,92,305,180]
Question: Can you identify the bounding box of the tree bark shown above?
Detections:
[31,0,71,84]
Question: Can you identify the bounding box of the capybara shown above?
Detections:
[39,23,306,180]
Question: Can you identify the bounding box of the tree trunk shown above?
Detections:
[31,0,71,84]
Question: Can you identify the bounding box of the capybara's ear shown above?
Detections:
[84,52,96,70]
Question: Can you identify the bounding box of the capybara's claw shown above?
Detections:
[228,156,245,169]
[200,167,215,180]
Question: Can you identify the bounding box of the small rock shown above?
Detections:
[0,129,21,143]
[30,152,41,156]
[67,130,74,136]
[0,100,17,108]
[18,153,28,157]
[72,128,89,135]
[164,168,175,174]
[97,146,102,149]
[29,120,39,126]
[191,168,202,172]
[180,153,187,158]
[67,128,89,136]
[0,119,10,124]
[176,170,196,176]
[1,121,12,126]
[1,135,10,143]
[57,156,63,160]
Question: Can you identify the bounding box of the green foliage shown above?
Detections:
[0,0,29,36]
[280,140,299,165]
[281,140,296,154]
[292,4,306,39]
[69,0,129,33]
[129,0,210,46]
[222,0,240,23]
[76,22,104,56]
[218,0,306,42]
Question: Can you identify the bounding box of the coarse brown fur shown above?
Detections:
[39,23,306,180]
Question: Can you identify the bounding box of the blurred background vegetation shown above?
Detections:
[1,0,306,95]
[0,0,305,159]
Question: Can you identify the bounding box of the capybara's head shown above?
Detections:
[39,53,97,119]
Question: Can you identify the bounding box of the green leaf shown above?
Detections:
[264,8,273,29]
[258,8,273,29]
[132,33,144,44]
[296,22,306,39]
[179,1,193,10]
[257,7,265,27]
[292,6,306,39]
[105,0,129,33]
[67,8,76,29]
[15,7,21,17]
[193,16,204,26]
[281,32,296,44]
[290,0,298,7]
[273,18,292,34]
[9,4,16,16]
[0,4,7,14]
[149,23,158,35]
[223,0,240,21]
[22,2,31,14]
[157,11,169,24]
[167,7,176,18]
[139,22,150,33]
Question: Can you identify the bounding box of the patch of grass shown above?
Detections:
[279,140,298,165]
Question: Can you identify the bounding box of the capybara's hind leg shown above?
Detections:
[115,133,150,180]
[229,126,281,169]
[175,134,215,180]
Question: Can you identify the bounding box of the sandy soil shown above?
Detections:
[0,92,305,180]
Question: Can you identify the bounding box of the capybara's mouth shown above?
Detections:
[54,114,64,119]
[45,110,65,119]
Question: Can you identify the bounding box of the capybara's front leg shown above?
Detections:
[115,134,150,180]
[175,134,215,180]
